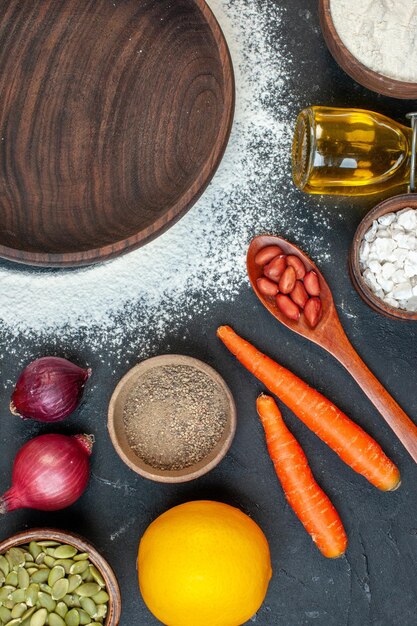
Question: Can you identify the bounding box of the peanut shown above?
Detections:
[290,280,309,308]
[279,266,296,294]
[264,255,287,283]
[276,294,301,321]
[304,271,321,296]
[286,255,306,280]
[257,277,279,297]
[304,297,322,328]
[255,245,284,266]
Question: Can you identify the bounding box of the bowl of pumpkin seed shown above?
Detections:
[0,528,121,626]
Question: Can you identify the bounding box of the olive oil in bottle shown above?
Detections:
[292,107,413,196]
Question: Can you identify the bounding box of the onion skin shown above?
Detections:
[0,434,93,514]
[11,357,91,423]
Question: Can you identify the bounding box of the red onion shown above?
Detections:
[0,433,94,514]
[11,357,91,423]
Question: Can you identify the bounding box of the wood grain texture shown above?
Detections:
[319,0,417,99]
[0,528,121,625]
[247,234,417,464]
[0,0,234,266]
[350,193,417,321]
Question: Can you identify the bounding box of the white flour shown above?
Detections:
[330,0,417,82]
[0,0,331,360]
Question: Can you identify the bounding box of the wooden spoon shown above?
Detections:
[247,234,417,463]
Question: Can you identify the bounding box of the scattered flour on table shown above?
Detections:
[330,0,417,83]
[0,0,331,359]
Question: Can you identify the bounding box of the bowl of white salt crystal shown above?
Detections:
[350,194,417,320]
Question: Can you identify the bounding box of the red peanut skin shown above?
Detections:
[290,280,309,309]
[257,277,279,297]
[304,297,322,328]
[276,294,301,321]
[279,266,296,294]
[286,255,306,279]
[255,245,284,266]
[304,271,321,296]
[264,256,287,283]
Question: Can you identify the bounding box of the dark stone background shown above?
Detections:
[0,0,416,624]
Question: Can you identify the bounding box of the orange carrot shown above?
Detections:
[217,326,400,491]
[257,394,347,558]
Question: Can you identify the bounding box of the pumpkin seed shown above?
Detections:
[87,567,104,589]
[11,601,28,618]
[0,585,15,601]
[44,557,56,569]
[56,602,68,618]
[75,584,100,599]
[31,570,50,584]
[53,547,77,560]
[18,566,30,589]
[30,607,48,626]
[51,579,69,601]
[54,561,74,575]
[77,609,91,625]
[72,554,88,562]
[79,598,96,618]
[6,571,18,586]
[21,606,37,621]
[3,598,15,610]
[80,569,92,582]
[29,543,42,560]
[7,548,26,570]
[11,588,26,603]
[63,594,80,608]
[38,591,56,612]
[69,562,88,576]
[25,583,39,607]
[49,613,66,626]
[7,619,23,626]
[26,568,38,576]
[39,584,52,594]
[48,566,65,588]
[24,553,34,563]
[0,606,11,622]
[37,542,59,548]
[35,554,45,566]
[91,590,108,604]
[0,555,9,577]
[95,604,107,619]
[65,608,80,626]
[68,575,82,594]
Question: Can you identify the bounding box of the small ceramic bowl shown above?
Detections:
[319,0,417,99]
[0,528,121,625]
[108,355,237,483]
[350,193,417,321]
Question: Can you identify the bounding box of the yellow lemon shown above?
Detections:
[138,500,272,626]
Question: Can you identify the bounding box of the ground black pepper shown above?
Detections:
[123,364,228,470]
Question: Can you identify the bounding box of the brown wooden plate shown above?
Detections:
[0,0,234,266]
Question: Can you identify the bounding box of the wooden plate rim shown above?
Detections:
[0,0,235,267]
[319,0,417,99]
